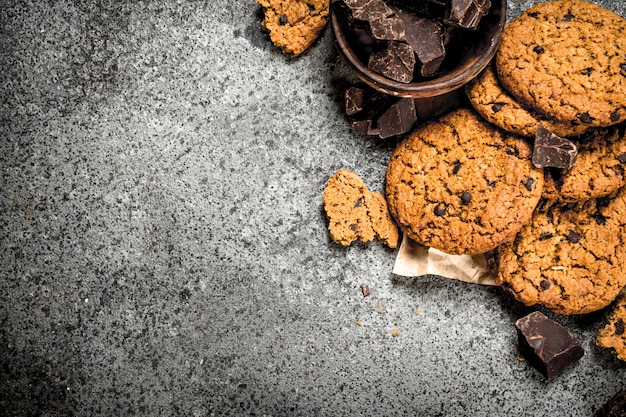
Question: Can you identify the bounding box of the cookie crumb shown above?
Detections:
[361,284,371,297]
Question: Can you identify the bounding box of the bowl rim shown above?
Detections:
[330,0,507,98]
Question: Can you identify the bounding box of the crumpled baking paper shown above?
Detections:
[392,235,497,286]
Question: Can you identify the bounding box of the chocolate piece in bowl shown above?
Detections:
[445,0,491,30]
[394,8,448,77]
[515,311,584,380]
[330,0,506,98]
[368,41,416,83]
[343,85,417,138]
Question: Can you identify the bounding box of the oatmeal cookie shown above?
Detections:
[323,169,399,248]
[466,64,590,138]
[385,108,544,255]
[496,0,626,128]
[542,125,626,202]
[257,0,330,57]
[496,187,626,315]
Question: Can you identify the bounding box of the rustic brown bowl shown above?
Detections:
[330,0,507,99]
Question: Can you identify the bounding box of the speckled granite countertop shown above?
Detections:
[1,1,625,416]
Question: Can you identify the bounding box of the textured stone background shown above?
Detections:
[1,1,624,416]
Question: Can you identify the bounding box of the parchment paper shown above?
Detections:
[392,235,497,286]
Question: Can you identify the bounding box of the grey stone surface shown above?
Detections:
[1,0,624,416]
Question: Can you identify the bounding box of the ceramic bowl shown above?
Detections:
[330,0,507,99]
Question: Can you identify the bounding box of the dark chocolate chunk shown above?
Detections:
[354,197,364,208]
[460,191,472,204]
[369,13,406,41]
[452,161,462,175]
[343,0,393,21]
[345,86,366,115]
[344,0,406,41]
[562,13,575,22]
[532,125,578,169]
[394,9,447,77]
[376,97,417,138]
[618,153,626,164]
[515,311,584,380]
[593,389,626,417]
[279,14,288,25]
[533,45,545,54]
[445,0,491,30]
[368,41,416,83]
[540,280,551,290]
[615,318,625,336]
[351,119,379,135]
[387,0,449,18]
[620,63,626,77]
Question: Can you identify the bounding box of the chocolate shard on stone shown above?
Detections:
[532,125,578,169]
[377,98,417,138]
[351,119,380,136]
[593,389,626,417]
[368,41,416,83]
[345,86,366,115]
[515,311,584,380]
[445,0,491,30]
[394,8,447,77]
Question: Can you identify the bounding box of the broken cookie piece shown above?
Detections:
[257,0,330,57]
[323,169,399,248]
[597,294,626,362]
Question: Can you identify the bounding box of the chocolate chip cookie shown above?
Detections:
[597,294,626,362]
[257,0,329,57]
[496,0,626,128]
[496,187,626,315]
[385,108,544,255]
[542,125,626,202]
[466,64,590,138]
[323,169,399,248]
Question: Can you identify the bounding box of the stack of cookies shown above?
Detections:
[385,0,626,359]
